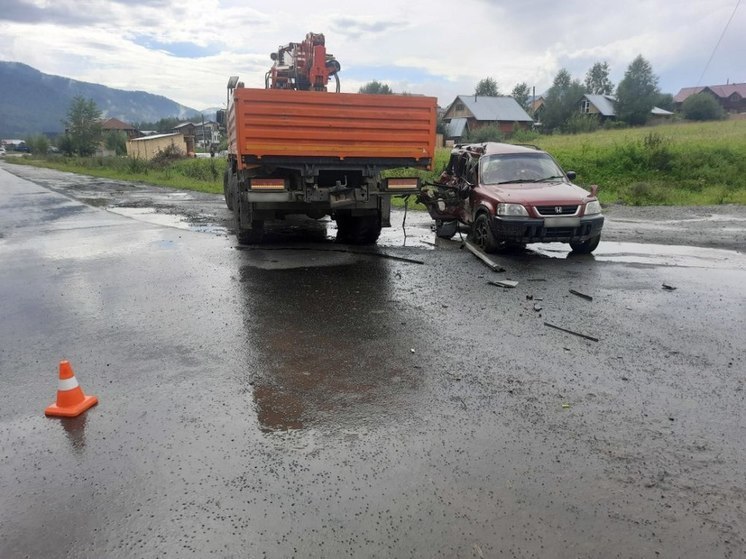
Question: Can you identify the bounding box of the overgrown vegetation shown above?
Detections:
[533,120,746,205]
[8,153,226,194]
[7,121,745,206]
[681,93,726,121]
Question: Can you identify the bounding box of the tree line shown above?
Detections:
[359,55,726,136]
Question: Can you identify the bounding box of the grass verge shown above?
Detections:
[7,119,745,206]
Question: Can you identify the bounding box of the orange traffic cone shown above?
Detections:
[45,360,98,418]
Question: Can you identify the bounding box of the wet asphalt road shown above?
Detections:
[1,163,745,558]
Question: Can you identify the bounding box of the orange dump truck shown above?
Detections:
[223,85,437,243]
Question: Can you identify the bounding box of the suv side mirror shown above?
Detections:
[566,171,577,181]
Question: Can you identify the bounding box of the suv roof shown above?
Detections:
[452,142,543,157]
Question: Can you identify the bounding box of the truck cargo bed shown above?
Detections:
[229,88,436,167]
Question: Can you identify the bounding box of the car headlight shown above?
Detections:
[584,200,602,215]
[496,203,528,217]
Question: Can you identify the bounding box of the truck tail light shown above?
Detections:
[250,178,286,190]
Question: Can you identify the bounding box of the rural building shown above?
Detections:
[442,95,534,141]
[579,94,674,122]
[126,133,188,160]
[172,122,197,137]
[193,121,221,148]
[101,118,140,139]
[530,96,545,121]
[674,83,746,113]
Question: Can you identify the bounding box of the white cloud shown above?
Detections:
[0,0,743,109]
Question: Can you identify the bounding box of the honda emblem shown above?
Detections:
[554,206,563,214]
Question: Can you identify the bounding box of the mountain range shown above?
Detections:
[0,61,203,137]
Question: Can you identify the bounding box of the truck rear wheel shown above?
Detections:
[336,214,381,245]
[233,184,264,244]
[223,169,234,210]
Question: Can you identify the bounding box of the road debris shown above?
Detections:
[569,289,593,301]
[543,322,599,342]
[533,303,543,312]
[561,403,572,409]
[662,283,677,291]
[462,241,505,272]
[488,280,519,288]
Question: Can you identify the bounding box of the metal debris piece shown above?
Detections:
[561,403,571,409]
[662,283,677,291]
[533,303,543,312]
[488,280,518,288]
[235,245,425,264]
[543,321,599,342]
[462,241,505,272]
[569,289,593,301]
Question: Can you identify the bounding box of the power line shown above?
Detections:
[696,0,742,86]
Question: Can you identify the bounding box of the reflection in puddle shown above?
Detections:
[532,241,746,270]
[238,259,418,433]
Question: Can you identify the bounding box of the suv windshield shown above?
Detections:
[480,153,566,185]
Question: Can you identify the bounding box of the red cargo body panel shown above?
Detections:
[228,88,436,169]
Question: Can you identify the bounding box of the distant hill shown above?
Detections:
[0,61,202,137]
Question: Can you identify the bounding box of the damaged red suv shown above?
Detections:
[419,142,604,253]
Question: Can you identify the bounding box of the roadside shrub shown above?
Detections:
[465,124,503,143]
[151,144,185,166]
[510,128,541,143]
[127,157,150,174]
[603,120,627,130]
[25,135,50,156]
[682,93,725,121]
[642,132,673,171]
[621,182,669,205]
[563,114,599,134]
[169,158,226,182]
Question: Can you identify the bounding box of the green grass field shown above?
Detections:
[532,119,746,205]
[6,119,746,206]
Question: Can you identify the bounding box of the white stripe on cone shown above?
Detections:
[58,377,80,391]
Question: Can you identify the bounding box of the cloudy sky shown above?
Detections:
[0,0,743,110]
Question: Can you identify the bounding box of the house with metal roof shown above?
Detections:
[674,83,746,113]
[442,95,534,140]
[579,94,674,121]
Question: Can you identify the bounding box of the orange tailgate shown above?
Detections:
[230,88,436,167]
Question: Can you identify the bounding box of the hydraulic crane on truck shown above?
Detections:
[265,32,341,92]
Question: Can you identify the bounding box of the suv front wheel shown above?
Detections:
[471,213,500,253]
[570,233,601,254]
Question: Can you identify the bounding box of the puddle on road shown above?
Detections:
[107,206,227,235]
[532,241,746,270]
[104,204,743,271]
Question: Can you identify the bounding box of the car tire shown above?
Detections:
[570,234,601,254]
[471,213,500,253]
[435,219,458,239]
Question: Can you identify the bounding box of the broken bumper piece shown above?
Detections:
[490,214,604,243]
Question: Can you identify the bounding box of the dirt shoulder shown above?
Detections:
[2,161,745,253]
[600,204,746,252]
